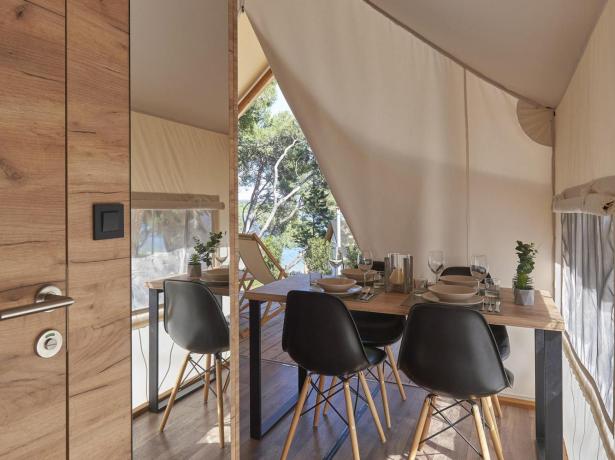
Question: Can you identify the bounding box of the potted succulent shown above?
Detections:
[192,231,224,270]
[187,252,202,278]
[513,240,537,305]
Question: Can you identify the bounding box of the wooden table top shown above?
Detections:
[146,274,230,297]
[245,274,565,331]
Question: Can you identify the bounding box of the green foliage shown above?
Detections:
[514,240,537,289]
[189,252,201,265]
[193,232,224,268]
[293,174,336,248]
[238,81,337,242]
[303,237,332,274]
[343,242,360,269]
[261,234,290,277]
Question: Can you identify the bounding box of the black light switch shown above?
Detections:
[93,203,124,240]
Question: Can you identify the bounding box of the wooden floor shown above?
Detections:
[134,307,537,459]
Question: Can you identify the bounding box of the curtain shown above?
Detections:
[561,213,615,424]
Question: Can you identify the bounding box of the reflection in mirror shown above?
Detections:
[130,0,232,458]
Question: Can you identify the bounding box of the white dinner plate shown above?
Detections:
[422,291,483,306]
[310,285,363,297]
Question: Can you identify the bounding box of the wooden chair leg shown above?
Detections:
[483,397,505,460]
[343,379,361,460]
[203,354,212,404]
[419,395,436,449]
[322,376,337,416]
[215,355,225,448]
[159,352,191,432]
[281,375,311,460]
[358,371,386,443]
[492,394,503,417]
[471,402,491,460]
[408,395,432,460]
[385,345,407,401]
[377,363,391,429]
[313,375,325,427]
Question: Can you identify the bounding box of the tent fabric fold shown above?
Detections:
[245,0,552,290]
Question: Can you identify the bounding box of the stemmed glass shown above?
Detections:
[427,250,445,284]
[470,254,489,283]
[357,250,373,286]
[215,246,228,267]
[329,245,344,276]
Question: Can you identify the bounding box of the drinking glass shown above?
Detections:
[357,250,374,285]
[484,277,500,309]
[329,246,344,275]
[427,250,445,283]
[215,246,228,266]
[470,254,489,282]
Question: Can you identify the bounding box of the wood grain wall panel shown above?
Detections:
[66,0,131,457]
[0,0,66,309]
[0,309,66,459]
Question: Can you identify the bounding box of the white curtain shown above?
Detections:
[245,0,552,289]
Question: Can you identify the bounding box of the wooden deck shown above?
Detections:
[134,306,537,459]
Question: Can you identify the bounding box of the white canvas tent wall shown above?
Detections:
[240,0,614,457]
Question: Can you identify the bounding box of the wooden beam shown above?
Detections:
[131,192,224,210]
[238,67,273,116]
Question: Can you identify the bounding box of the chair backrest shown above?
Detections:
[238,233,284,285]
[282,290,370,376]
[442,265,491,279]
[398,303,510,399]
[164,280,229,355]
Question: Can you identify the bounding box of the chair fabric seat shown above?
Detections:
[351,311,405,347]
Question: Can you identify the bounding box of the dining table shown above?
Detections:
[245,274,565,460]
[145,273,231,413]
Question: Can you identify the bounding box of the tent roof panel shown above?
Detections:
[368,0,606,107]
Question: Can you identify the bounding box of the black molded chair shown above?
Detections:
[324,259,407,428]
[159,280,230,448]
[280,290,388,460]
[399,303,512,460]
[441,266,510,417]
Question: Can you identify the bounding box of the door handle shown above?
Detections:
[0,285,74,321]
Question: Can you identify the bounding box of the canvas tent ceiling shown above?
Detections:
[240,0,606,109]
[130,0,229,133]
[245,0,553,298]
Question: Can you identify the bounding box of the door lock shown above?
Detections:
[35,330,63,358]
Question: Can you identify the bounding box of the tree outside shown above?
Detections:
[239,81,356,273]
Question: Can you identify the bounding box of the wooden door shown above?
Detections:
[0,0,68,458]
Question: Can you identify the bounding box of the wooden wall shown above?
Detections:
[0,0,66,310]
[66,0,131,457]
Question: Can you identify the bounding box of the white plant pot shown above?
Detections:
[187,262,202,278]
[514,288,534,306]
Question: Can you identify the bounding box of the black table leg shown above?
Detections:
[148,288,161,412]
[535,329,563,459]
[250,299,263,438]
[250,299,300,439]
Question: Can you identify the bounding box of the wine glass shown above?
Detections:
[427,250,445,283]
[470,254,489,283]
[215,246,228,267]
[357,250,373,286]
[329,245,344,275]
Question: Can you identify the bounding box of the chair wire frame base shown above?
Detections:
[184,353,231,397]
[412,394,503,460]
[280,370,387,460]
